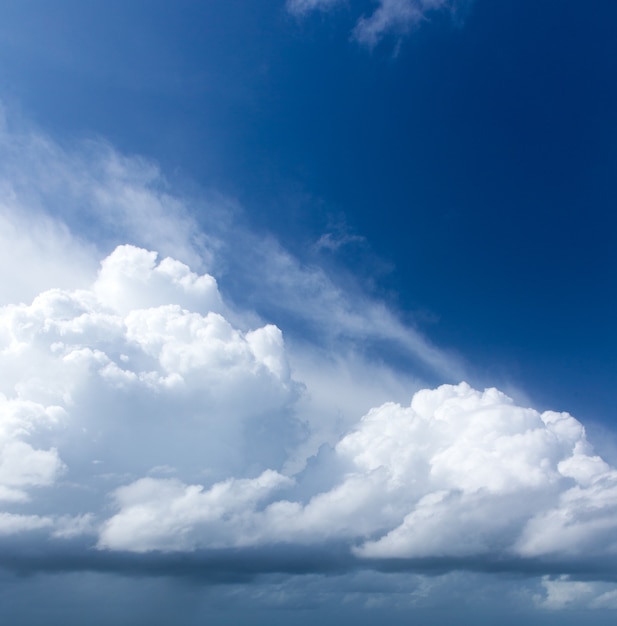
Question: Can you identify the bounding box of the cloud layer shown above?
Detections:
[2,241,617,588]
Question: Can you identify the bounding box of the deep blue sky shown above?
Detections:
[2,0,614,426]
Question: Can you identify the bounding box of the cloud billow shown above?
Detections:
[1,113,616,611]
[2,241,617,590]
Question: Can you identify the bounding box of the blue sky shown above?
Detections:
[0,1,616,624]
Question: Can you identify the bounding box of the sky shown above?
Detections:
[0,1,616,624]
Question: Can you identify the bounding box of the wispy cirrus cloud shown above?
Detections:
[287,0,466,46]
[287,0,345,14]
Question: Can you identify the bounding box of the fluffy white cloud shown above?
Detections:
[98,381,617,567]
[2,107,617,611]
[0,243,298,537]
[98,470,293,552]
[0,395,66,505]
[94,245,222,316]
[3,233,617,581]
[348,384,615,559]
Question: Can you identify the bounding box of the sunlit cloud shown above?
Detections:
[1,104,616,615]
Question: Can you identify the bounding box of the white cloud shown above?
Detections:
[516,468,617,558]
[0,109,213,296]
[348,384,615,559]
[0,199,97,307]
[354,0,451,47]
[287,0,463,47]
[0,394,66,505]
[227,232,465,382]
[0,441,64,491]
[535,576,617,611]
[1,104,617,610]
[0,512,53,535]
[94,244,222,317]
[0,242,300,540]
[98,470,293,552]
[286,0,345,16]
[97,381,617,570]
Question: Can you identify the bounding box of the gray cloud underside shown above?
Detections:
[3,545,617,583]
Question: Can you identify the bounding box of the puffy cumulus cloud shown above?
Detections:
[515,468,617,558]
[349,384,615,559]
[98,470,293,552]
[287,0,465,47]
[0,394,65,506]
[97,382,617,574]
[0,243,298,538]
[94,244,222,317]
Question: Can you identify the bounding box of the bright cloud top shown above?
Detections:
[2,243,617,577]
[0,245,297,517]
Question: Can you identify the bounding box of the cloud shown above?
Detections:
[287,0,344,15]
[0,512,53,535]
[0,103,463,392]
[2,105,617,616]
[94,380,617,578]
[535,576,617,611]
[287,0,465,47]
[0,394,66,506]
[223,231,465,382]
[1,229,617,587]
[0,242,301,546]
[347,384,616,561]
[98,470,293,552]
[94,244,222,317]
[0,107,213,297]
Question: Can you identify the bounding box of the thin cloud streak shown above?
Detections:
[287,0,466,46]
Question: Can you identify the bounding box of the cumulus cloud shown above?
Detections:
[96,381,617,575]
[1,206,617,593]
[0,243,299,541]
[0,394,66,508]
[347,384,617,560]
[3,240,617,571]
[98,470,293,552]
[2,106,617,614]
